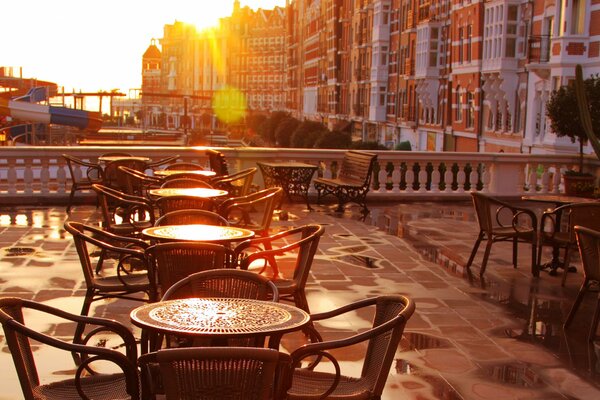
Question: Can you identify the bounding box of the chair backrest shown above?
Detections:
[164,162,206,170]
[575,225,600,282]
[162,269,279,302]
[562,203,600,242]
[138,347,290,400]
[155,195,215,216]
[64,221,150,289]
[161,175,213,187]
[146,155,180,169]
[103,158,147,192]
[63,154,102,185]
[470,192,496,232]
[238,224,324,287]
[155,209,229,227]
[212,167,257,197]
[0,297,140,400]
[146,242,232,295]
[219,187,283,237]
[92,184,155,232]
[118,165,162,196]
[206,149,229,176]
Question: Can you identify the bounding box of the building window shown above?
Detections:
[458,27,464,63]
[466,92,474,128]
[455,86,463,121]
[571,0,586,34]
[466,25,472,62]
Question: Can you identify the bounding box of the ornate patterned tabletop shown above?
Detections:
[154,169,217,178]
[257,161,318,210]
[148,188,228,198]
[142,224,255,243]
[131,298,310,349]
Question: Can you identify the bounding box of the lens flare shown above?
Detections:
[212,86,247,124]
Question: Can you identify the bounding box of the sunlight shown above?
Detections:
[212,86,247,124]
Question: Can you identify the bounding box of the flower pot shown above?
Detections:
[563,174,596,197]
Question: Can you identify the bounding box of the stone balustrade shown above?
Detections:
[1,146,598,204]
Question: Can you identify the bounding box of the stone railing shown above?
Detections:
[0,145,598,204]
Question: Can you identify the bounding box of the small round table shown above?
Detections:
[148,188,229,198]
[154,170,217,178]
[131,297,310,351]
[142,224,255,243]
[98,156,151,163]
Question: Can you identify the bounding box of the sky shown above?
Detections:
[2,0,286,97]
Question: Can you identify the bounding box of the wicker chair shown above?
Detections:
[118,165,163,197]
[103,158,147,192]
[538,202,600,284]
[218,187,283,238]
[146,242,233,297]
[64,221,155,343]
[0,297,140,400]
[160,174,213,187]
[145,155,180,170]
[286,295,415,400]
[206,149,229,176]
[155,209,229,226]
[63,154,103,213]
[211,167,257,197]
[466,192,538,277]
[92,184,155,237]
[235,224,324,313]
[564,226,600,342]
[138,347,291,400]
[154,195,215,216]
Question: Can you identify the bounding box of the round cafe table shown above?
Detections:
[142,224,255,243]
[131,297,310,351]
[97,155,151,163]
[148,188,228,199]
[154,169,217,178]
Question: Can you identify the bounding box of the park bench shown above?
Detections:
[313,150,378,215]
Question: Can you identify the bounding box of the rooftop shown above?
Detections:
[0,200,598,400]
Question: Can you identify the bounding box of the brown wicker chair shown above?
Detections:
[211,167,257,197]
[92,184,155,237]
[138,347,291,400]
[145,155,180,170]
[155,209,229,226]
[286,295,415,400]
[160,175,213,187]
[0,297,140,400]
[146,242,233,297]
[218,187,283,238]
[206,149,229,176]
[154,195,215,216]
[466,192,538,277]
[64,221,155,343]
[538,202,600,284]
[235,224,324,313]
[564,226,600,342]
[63,154,103,213]
[118,165,163,197]
[103,158,147,192]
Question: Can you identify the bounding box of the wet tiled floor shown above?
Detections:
[0,200,599,399]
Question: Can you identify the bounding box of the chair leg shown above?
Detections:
[531,241,539,277]
[561,246,572,287]
[589,294,600,342]
[72,289,95,365]
[564,281,588,328]
[66,188,77,213]
[466,232,484,268]
[512,237,518,268]
[479,240,493,276]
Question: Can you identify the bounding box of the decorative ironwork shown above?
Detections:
[258,162,318,210]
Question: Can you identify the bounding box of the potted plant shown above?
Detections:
[546,68,600,196]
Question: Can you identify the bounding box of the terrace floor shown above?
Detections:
[0,199,599,399]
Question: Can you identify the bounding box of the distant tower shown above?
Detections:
[233,0,240,13]
[141,39,161,105]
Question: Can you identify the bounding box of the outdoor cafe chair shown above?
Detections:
[63,154,103,213]
[285,295,415,400]
[211,167,258,197]
[118,165,162,197]
[103,158,147,192]
[138,347,291,400]
[236,224,325,313]
[0,297,140,400]
[154,194,215,216]
[160,172,213,184]
[65,221,155,343]
[206,148,229,176]
[145,154,180,170]
[145,242,233,298]
[466,192,538,277]
[92,184,155,238]
[218,187,283,238]
[154,209,229,227]
[159,177,213,188]
[564,225,600,342]
[537,202,600,285]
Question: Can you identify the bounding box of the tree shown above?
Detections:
[257,111,289,145]
[546,73,600,172]
[275,116,300,147]
[315,130,352,149]
[290,120,327,148]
